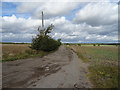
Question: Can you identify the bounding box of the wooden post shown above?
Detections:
[42,11,44,28]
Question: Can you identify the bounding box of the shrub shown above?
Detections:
[93,44,96,46]
[31,24,61,51]
[98,44,100,46]
[31,35,61,51]
[66,43,70,45]
[78,44,81,46]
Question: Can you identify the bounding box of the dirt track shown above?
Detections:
[2,46,92,88]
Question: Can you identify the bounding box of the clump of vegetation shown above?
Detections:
[93,44,96,46]
[31,24,61,51]
[78,44,81,46]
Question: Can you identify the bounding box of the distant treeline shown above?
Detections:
[63,43,120,46]
[0,42,31,44]
[1,42,120,46]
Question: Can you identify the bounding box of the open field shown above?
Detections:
[63,43,119,46]
[67,45,119,88]
[1,44,48,62]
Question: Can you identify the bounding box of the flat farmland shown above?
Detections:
[2,44,30,54]
[1,44,47,61]
[68,45,119,88]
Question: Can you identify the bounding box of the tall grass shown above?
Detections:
[68,45,119,88]
[1,44,48,62]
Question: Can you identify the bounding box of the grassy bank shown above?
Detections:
[1,44,48,62]
[68,45,119,88]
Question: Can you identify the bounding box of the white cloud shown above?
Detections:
[1,1,118,43]
[2,0,119,3]
[74,2,118,26]
[2,15,41,34]
[16,2,80,18]
[17,2,43,13]
[1,15,118,43]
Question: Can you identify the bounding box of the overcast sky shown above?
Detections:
[1,0,119,43]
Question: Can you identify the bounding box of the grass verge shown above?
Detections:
[1,49,48,62]
[67,45,119,88]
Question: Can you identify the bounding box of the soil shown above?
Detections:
[2,45,92,88]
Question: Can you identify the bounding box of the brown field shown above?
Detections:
[2,44,30,56]
[1,44,47,61]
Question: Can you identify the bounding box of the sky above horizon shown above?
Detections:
[1,0,119,43]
